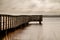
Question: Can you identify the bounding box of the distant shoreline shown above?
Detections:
[0,14,60,17]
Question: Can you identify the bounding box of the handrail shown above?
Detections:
[0,14,43,31]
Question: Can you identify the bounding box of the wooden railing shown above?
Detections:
[0,15,43,31]
[0,15,30,30]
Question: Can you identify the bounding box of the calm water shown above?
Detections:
[3,17,60,40]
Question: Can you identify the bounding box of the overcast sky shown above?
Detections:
[0,0,60,15]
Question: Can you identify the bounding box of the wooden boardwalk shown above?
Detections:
[3,17,60,40]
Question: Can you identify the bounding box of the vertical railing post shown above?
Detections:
[5,16,7,30]
[9,16,11,29]
[12,17,13,28]
[3,15,4,30]
[8,15,9,29]
[11,17,13,28]
[1,15,3,30]
[0,15,1,31]
[10,17,12,28]
[12,17,14,28]
[6,15,8,30]
[10,16,11,29]
[7,15,9,30]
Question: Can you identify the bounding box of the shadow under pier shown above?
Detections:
[0,23,29,40]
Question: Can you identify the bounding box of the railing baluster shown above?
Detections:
[6,16,7,30]
[9,16,11,29]
[10,16,12,28]
[8,16,9,29]
[5,16,7,29]
[1,16,3,30]
[10,17,12,28]
[11,17,13,27]
[0,15,1,30]
[3,16,4,30]
[12,17,14,27]
[6,15,8,29]
[4,16,6,30]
